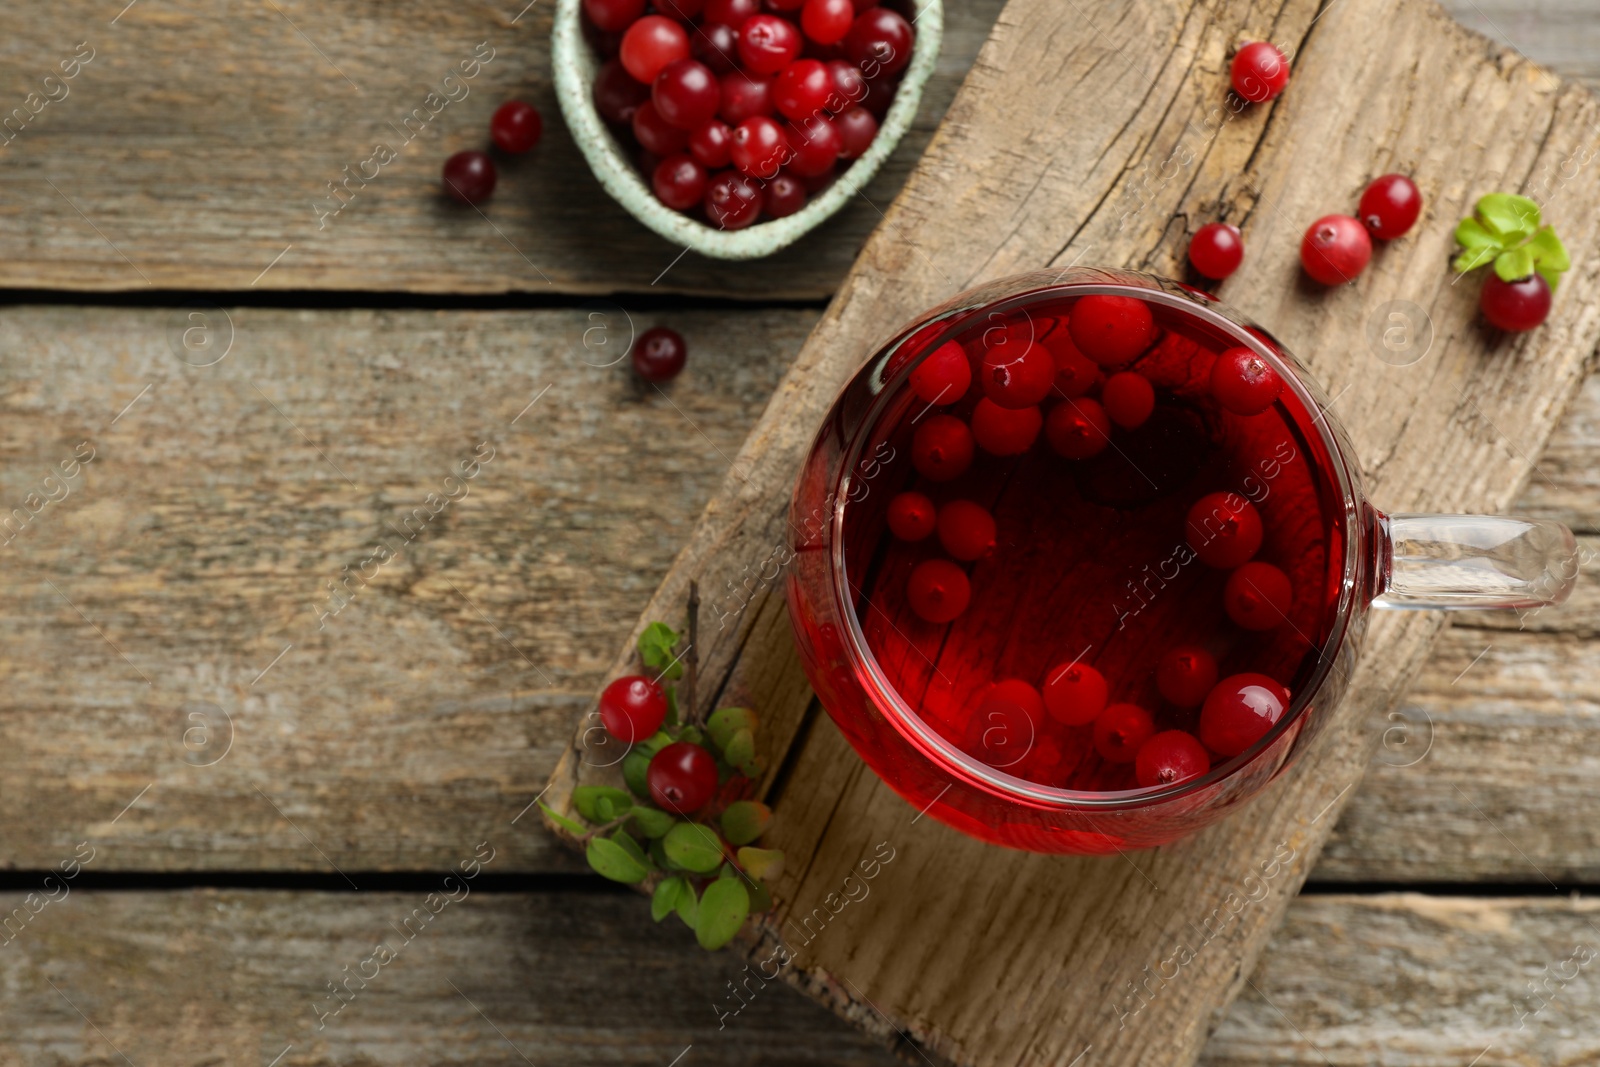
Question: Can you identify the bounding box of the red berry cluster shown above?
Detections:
[441,100,545,205]
[584,0,913,228]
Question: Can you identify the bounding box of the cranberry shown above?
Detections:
[1049,337,1098,398]
[964,680,1043,768]
[594,58,651,125]
[651,154,708,211]
[490,100,543,153]
[1045,397,1111,460]
[719,71,774,124]
[441,151,496,205]
[786,114,841,177]
[859,73,898,118]
[1135,731,1210,788]
[1359,174,1423,239]
[1200,673,1289,757]
[824,60,868,112]
[621,15,691,83]
[1042,661,1107,726]
[730,115,790,178]
[1481,273,1552,332]
[584,0,646,33]
[1093,703,1155,764]
[1185,492,1262,569]
[586,24,625,58]
[911,414,973,481]
[886,491,936,541]
[909,339,971,404]
[1224,561,1292,630]
[764,171,808,217]
[1209,346,1282,415]
[1188,222,1243,280]
[633,100,690,155]
[1230,41,1290,103]
[657,0,705,17]
[739,14,802,75]
[1067,295,1156,367]
[1300,214,1371,285]
[1101,371,1155,429]
[843,7,912,77]
[689,120,734,167]
[834,105,877,158]
[598,675,668,743]
[979,338,1054,409]
[936,499,996,561]
[970,399,1041,456]
[705,0,760,26]
[1156,646,1217,708]
[647,741,719,813]
[704,169,764,228]
[692,22,740,73]
[632,325,689,382]
[802,0,856,45]
[774,59,832,122]
[653,59,722,130]
[906,558,970,623]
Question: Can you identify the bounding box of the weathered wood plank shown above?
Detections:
[0,0,1002,298]
[542,0,1600,1064]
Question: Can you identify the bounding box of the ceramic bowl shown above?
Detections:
[551,0,944,260]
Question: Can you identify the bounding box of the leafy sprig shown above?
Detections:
[1453,193,1570,289]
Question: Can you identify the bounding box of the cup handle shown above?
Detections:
[1372,511,1581,610]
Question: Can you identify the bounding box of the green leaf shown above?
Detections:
[622,748,652,799]
[1527,225,1570,272]
[723,728,756,769]
[720,800,773,846]
[663,822,726,874]
[1454,217,1501,250]
[538,802,589,837]
[676,880,699,928]
[1538,263,1565,292]
[1495,245,1536,283]
[665,684,680,726]
[737,846,785,881]
[707,707,759,751]
[1476,193,1540,239]
[695,876,751,950]
[572,785,634,823]
[1453,247,1498,274]
[649,835,675,870]
[629,805,677,839]
[611,828,652,870]
[652,876,686,922]
[738,756,766,779]
[676,724,705,747]
[586,835,649,884]
[747,879,773,914]
[638,620,681,667]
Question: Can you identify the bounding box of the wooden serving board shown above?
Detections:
[546,0,1600,1063]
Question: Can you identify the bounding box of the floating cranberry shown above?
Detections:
[965,680,1043,769]
[824,60,868,112]
[1300,214,1371,285]
[937,500,996,561]
[1200,673,1289,757]
[1209,346,1282,415]
[1093,703,1155,764]
[764,172,808,217]
[653,58,722,130]
[730,115,790,178]
[1359,174,1422,239]
[1230,41,1290,103]
[598,675,668,743]
[1224,561,1292,630]
[834,105,877,159]
[621,15,691,83]
[704,0,760,26]
[1188,222,1243,280]
[1045,397,1111,460]
[970,399,1041,456]
[906,558,970,623]
[886,491,936,541]
[911,414,974,481]
[692,22,740,73]
[1135,731,1210,788]
[648,741,720,813]
[688,119,734,167]
[442,151,497,205]
[980,338,1054,409]
[774,58,832,122]
[632,325,689,382]
[786,114,842,177]
[739,14,802,75]
[490,100,543,153]
[1101,371,1155,429]
[909,340,971,404]
[632,100,690,155]
[594,58,652,125]
[719,71,774,124]
[704,169,764,228]
[802,0,856,45]
[1481,273,1552,332]
[1156,646,1218,708]
[1067,295,1156,367]
[1049,340,1098,398]
[584,0,646,33]
[843,7,913,78]
[1042,661,1107,726]
[1185,492,1262,569]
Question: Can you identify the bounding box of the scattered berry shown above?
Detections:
[1481,273,1552,332]
[980,338,1055,409]
[1045,397,1111,460]
[1359,174,1422,239]
[648,740,720,813]
[937,500,996,561]
[906,558,970,623]
[1188,222,1244,280]
[1209,347,1282,415]
[1042,661,1107,726]
[911,414,974,481]
[1101,371,1155,429]
[652,153,709,211]
[632,325,688,382]
[1185,492,1263,569]
[909,340,972,405]
[1200,673,1289,756]
[1230,41,1290,103]
[490,100,543,153]
[1300,214,1371,285]
[1093,703,1155,764]
[970,399,1042,456]
[653,59,722,130]
[1156,646,1218,708]
[598,675,668,743]
[1135,730,1210,788]
[886,491,936,541]
[1067,296,1156,367]
[1224,561,1292,630]
[621,15,692,83]
[442,151,497,205]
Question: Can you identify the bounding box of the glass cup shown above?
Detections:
[785,268,1577,854]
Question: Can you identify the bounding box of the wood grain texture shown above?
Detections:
[542,1,1600,1065]
[0,0,1001,298]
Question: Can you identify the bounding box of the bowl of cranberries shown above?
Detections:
[553,0,942,258]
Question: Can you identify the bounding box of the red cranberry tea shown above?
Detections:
[840,292,1345,794]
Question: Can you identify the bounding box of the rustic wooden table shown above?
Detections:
[2,2,1597,1065]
